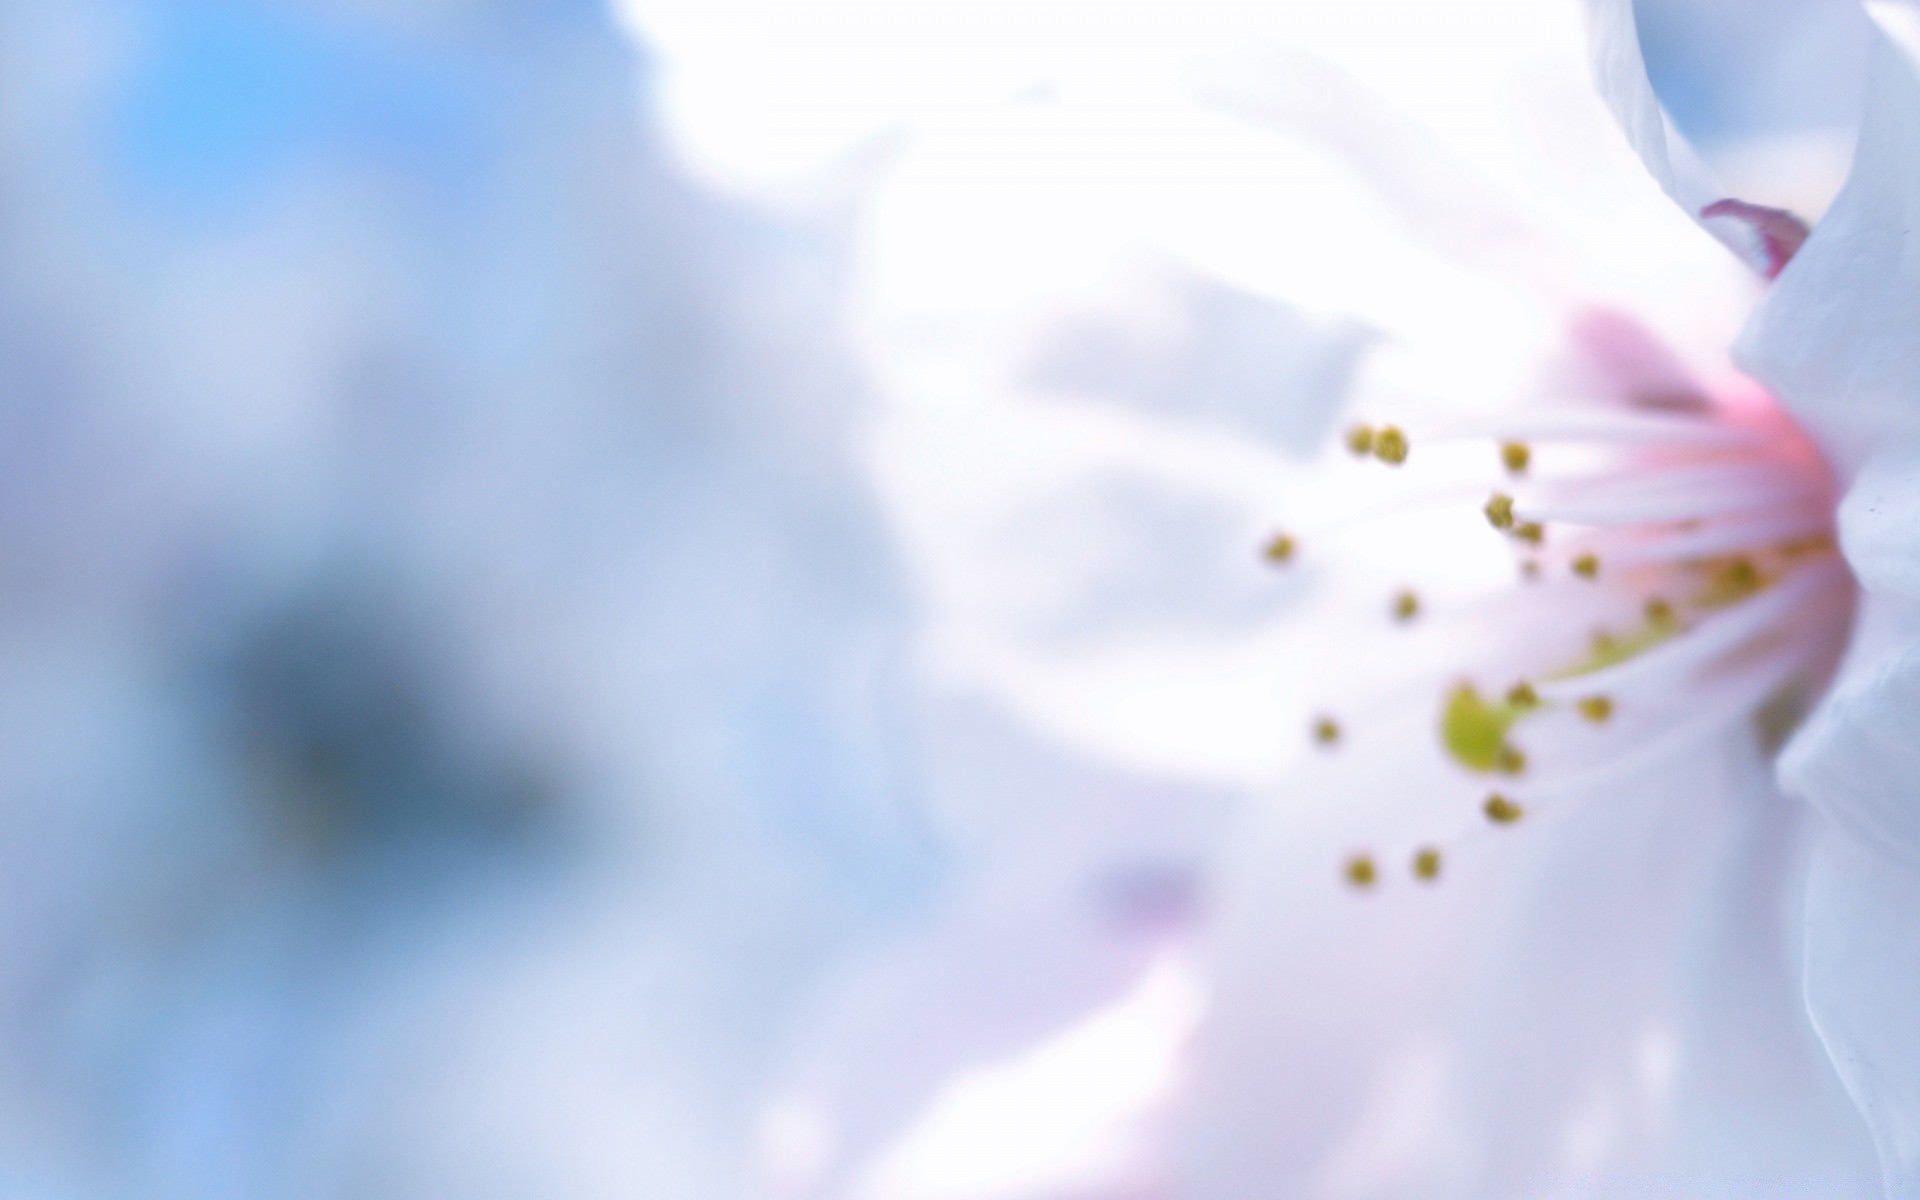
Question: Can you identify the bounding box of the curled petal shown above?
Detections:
[1585,1,1731,238]
[1700,198,1811,279]
[1739,16,1920,475]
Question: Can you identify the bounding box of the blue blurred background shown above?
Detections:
[0,3,941,1196]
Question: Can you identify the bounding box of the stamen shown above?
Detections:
[1344,854,1378,888]
[1484,493,1515,530]
[1595,512,1833,569]
[1313,363,1842,901]
[1483,793,1524,824]
[1537,564,1843,702]
[1263,533,1296,564]
[1693,557,1765,608]
[1569,608,1678,675]
[1519,640,1834,805]
[1513,468,1826,527]
[1441,685,1528,774]
[1447,410,1773,449]
[1780,534,1835,559]
[1372,425,1409,465]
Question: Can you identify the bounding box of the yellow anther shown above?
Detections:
[1263,532,1296,564]
[1484,493,1515,530]
[1312,716,1342,747]
[1506,681,1539,708]
[1500,441,1532,475]
[1557,610,1685,680]
[1373,425,1409,465]
[1441,684,1531,774]
[1520,560,1541,581]
[1572,553,1600,580]
[1412,846,1443,882]
[1442,684,1511,770]
[1779,534,1835,559]
[1694,557,1766,608]
[1346,424,1376,455]
[1392,589,1420,622]
[1576,695,1615,723]
[1483,793,1524,824]
[1512,521,1544,545]
[1345,854,1378,888]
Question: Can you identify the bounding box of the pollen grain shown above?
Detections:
[1345,854,1378,888]
[1483,793,1524,825]
[1373,425,1409,465]
[1484,493,1515,530]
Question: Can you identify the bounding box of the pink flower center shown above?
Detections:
[1275,316,1854,889]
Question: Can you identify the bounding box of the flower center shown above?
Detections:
[1271,361,1853,889]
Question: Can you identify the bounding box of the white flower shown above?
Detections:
[748,0,1920,1196]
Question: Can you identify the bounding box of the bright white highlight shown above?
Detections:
[851,953,1204,1200]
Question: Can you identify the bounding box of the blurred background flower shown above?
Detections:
[0,2,938,1196]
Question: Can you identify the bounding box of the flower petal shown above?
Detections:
[1586,0,1846,277]
[1837,449,1920,600]
[1738,13,1920,476]
[1805,827,1920,1195]
[1780,624,1920,866]
[1587,0,1726,215]
[1635,0,1870,140]
[1191,0,1753,392]
[1175,707,1872,1195]
[759,702,1231,1198]
[1633,0,1869,216]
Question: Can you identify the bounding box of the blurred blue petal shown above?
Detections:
[0,1,941,1195]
